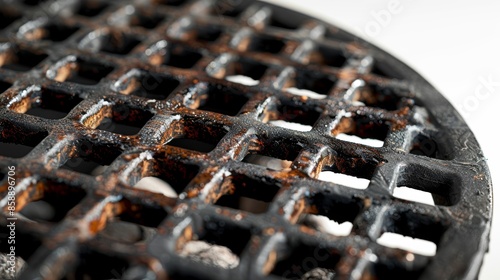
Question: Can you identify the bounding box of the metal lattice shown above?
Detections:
[0,0,492,279]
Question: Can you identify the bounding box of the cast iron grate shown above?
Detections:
[0,0,492,279]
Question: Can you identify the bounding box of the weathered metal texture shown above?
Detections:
[0,0,492,279]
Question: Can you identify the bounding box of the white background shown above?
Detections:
[263,1,500,279]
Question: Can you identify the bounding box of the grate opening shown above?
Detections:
[286,71,336,96]
[268,102,321,132]
[298,192,360,236]
[214,174,280,214]
[0,229,42,264]
[116,70,180,100]
[0,80,12,93]
[354,83,406,111]
[167,138,216,153]
[96,104,154,135]
[0,7,21,30]
[80,30,142,55]
[0,46,47,72]
[75,1,109,17]
[115,199,168,229]
[396,164,459,206]
[377,232,437,257]
[134,177,179,198]
[60,140,123,176]
[247,34,285,54]
[393,187,435,206]
[10,87,82,119]
[19,183,87,223]
[179,218,251,269]
[109,8,164,29]
[270,244,340,279]
[49,57,114,85]
[63,250,130,280]
[381,209,446,254]
[195,24,223,42]
[221,57,268,85]
[317,171,371,189]
[192,84,249,116]
[242,154,292,171]
[20,21,79,42]
[158,44,203,69]
[309,45,347,68]
[332,116,390,146]
[0,127,48,158]
[22,0,47,6]
[269,14,302,30]
[136,158,199,196]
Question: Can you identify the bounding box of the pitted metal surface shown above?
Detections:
[0,0,492,279]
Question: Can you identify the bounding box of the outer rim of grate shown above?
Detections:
[0,0,492,280]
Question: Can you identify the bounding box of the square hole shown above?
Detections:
[308,45,347,68]
[135,158,199,197]
[318,171,370,190]
[98,199,168,244]
[378,208,446,257]
[0,46,47,72]
[96,104,154,135]
[331,116,389,147]
[10,87,82,119]
[248,35,285,54]
[76,1,109,17]
[297,191,362,236]
[0,80,11,93]
[48,57,114,85]
[0,7,21,30]
[191,84,249,116]
[80,30,141,55]
[396,164,459,206]
[179,219,251,269]
[214,174,280,214]
[218,57,268,86]
[269,14,303,30]
[115,70,180,100]
[270,243,340,279]
[19,181,86,223]
[268,102,321,132]
[0,229,42,264]
[354,83,407,111]
[166,118,228,154]
[196,25,223,42]
[285,71,336,97]
[0,127,48,158]
[20,22,79,42]
[156,43,203,69]
[243,154,292,171]
[61,140,122,176]
[393,187,435,206]
[63,250,130,279]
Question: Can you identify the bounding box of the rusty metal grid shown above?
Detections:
[0,0,492,279]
